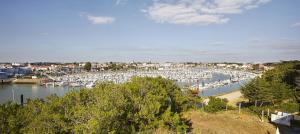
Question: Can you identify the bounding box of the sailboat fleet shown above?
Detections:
[44,68,258,90]
[195,70,257,90]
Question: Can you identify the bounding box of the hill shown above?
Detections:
[183,110,275,134]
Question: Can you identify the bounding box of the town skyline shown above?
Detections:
[1,0,300,62]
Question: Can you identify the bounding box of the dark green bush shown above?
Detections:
[0,77,199,133]
[204,97,228,113]
[277,102,299,113]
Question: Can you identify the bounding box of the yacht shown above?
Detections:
[86,82,96,88]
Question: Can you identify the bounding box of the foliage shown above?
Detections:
[245,102,299,117]
[108,62,124,71]
[84,62,92,71]
[241,61,300,107]
[0,102,23,134]
[246,106,273,116]
[181,90,202,111]
[204,97,228,113]
[0,77,201,133]
[277,103,299,113]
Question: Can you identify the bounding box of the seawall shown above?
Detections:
[12,78,42,84]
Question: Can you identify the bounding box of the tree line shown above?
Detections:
[241,61,300,113]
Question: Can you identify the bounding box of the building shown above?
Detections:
[0,67,32,77]
[0,72,8,79]
[15,67,32,76]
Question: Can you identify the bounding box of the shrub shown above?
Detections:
[277,102,299,113]
[0,77,198,133]
[204,97,228,113]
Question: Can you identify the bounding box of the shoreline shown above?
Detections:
[12,78,42,84]
[217,90,243,101]
[202,90,243,104]
[215,88,241,97]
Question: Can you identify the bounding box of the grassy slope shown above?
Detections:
[183,110,275,134]
[155,91,276,134]
[185,93,276,134]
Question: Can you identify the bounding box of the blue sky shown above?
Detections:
[0,0,299,63]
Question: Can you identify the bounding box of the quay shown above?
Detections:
[12,78,43,84]
[0,78,14,84]
[0,72,13,84]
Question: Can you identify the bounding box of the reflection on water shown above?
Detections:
[32,84,38,90]
[0,84,79,104]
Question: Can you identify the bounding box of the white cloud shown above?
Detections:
[146,3,229,25]
[79,12,115,24]
[144,0,271,25]
[291,22,300,27]
[84,14,115,24]
[115,0,127,5]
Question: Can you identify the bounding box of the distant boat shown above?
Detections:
[70,82,81,87]
[86,82,95,88]
[45,82,54,87]
[57,81,68,87]
[231,78,239,82]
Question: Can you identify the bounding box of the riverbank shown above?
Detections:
[202,90,245,107]
[12,78,43,84]
[0,78,14,84]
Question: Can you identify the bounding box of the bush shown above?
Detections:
[277,102,299,113]
[246,106,274,116]
[204,97,228,113]
[0,77,198,133]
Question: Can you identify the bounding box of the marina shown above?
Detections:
[46,68,257,90]
[0,68,257,104]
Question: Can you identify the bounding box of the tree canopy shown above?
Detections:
[0,77,201,133]
[241,61,300,111]
[84,62,92,72]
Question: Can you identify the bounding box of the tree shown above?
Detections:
[84,62,92,72]
[241,61,300,112]
[0,77,200,133]
[204,97,228,113]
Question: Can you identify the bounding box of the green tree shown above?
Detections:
[84,62,92,72]
[0,77,200,133]
[204,97,228,113]
[241,61,300,112]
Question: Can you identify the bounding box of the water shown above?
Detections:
[200,80,247,97]
[0,73,248,104]
[0,84,78,104]
[176,73,230,87]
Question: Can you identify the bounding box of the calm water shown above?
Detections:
[0,84,79,104]
[0,73,247,104]
[200,81,247,97]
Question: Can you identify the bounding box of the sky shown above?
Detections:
[0,0,300,63]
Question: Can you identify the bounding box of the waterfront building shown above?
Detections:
[0,67,32,77]
[0,72,8,79]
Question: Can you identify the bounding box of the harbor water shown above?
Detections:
[0,72,249,104]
